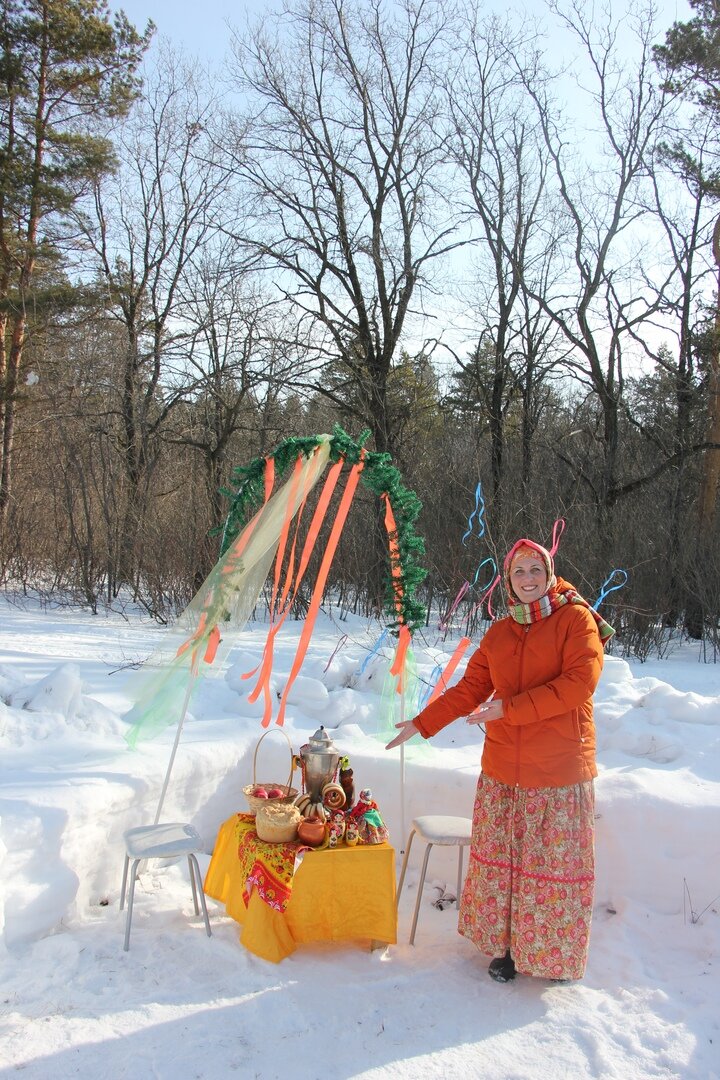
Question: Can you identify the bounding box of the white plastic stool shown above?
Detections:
[119,823,212,951]
[396,815,472,945]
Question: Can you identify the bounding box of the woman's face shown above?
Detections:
[510,556,548,603]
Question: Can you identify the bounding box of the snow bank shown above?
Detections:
[0,605,718,1079]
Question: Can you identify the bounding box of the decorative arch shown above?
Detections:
[125,426,428,744]
[219,426,427,631]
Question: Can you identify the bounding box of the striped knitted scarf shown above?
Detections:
[508,576,615,647]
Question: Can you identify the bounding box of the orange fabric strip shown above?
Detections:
[250,454,343,725]
[275,447,323,617]
[204,625,221,664]
[388,623,412,694]
[248,454,308,708]
[426,636,472,707]
[264,455,275,503]
[383,493,413,693]
[177,455,277,663]
[220,455,276,581]
[274,454,365,727]
[239,453,323,686]
[382,493,405,621]
[176,611,206,658]
[268,454,305,626]
[284,455,345,609]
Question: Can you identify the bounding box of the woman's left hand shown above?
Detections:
[385,719,419,750]
[467,699,504,724]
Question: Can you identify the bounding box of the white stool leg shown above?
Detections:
[188,855,200,915]
[188,854,212,938]
[395,829,416,910]
[409,842,433,946]
[123,857,141,951]
[456,847,465,909]
[119,854,130,912]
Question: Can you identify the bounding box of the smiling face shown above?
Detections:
[509,555,549,604]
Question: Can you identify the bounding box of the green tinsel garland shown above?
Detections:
[216,424,427,631]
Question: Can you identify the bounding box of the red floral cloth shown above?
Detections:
[459,775,595,980]
[234,812,304,913]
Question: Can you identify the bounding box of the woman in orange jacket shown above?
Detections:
[386,538,614,983]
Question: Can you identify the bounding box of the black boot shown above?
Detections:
[488,951,516,983]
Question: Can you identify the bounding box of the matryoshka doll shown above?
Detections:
[328,811,345,848]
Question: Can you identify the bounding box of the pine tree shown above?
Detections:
[0,0,151,530]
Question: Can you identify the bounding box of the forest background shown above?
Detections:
[2,0,720,660]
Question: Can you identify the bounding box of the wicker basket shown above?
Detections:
[255,802,302,844]
[243,727,298,814]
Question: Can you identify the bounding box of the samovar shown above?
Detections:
[297,725,340,802]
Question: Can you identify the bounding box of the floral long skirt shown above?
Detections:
[458,774,595,981]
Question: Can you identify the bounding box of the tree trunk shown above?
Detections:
[0,311,28,524]
[687,213,720,638]
[698,216,720,531]
[665,360,695,627]
[520,369,534,532]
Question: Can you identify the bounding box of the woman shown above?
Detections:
[386,539,613,983]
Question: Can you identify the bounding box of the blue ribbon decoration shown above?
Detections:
[357,627,390,677]
[461,482,486,546]
[470,556,497,591]
[418,663,443,710]
[593,569,628,610]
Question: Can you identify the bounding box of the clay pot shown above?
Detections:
[297,818,327,847]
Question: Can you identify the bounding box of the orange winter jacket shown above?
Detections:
[414,598,604,788]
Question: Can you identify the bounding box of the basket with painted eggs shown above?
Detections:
[243,728,298,814]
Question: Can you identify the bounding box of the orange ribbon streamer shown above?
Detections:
[267,455,306,627]
[203,625,221,665]
[426,636,472,707]
[382,492,405,623]
[388,623,412,694]
[274,454,365,727]
[263,455,275,504]
[218,453,276,588]
[175,454,277,667]
[382,492,413,694]
[250,453,345,726]
[248,453,314,720]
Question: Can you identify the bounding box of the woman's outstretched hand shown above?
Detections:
[467,699,504,724]
[385,719,419,750]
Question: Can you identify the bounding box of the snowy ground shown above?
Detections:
[0,597,718,1080]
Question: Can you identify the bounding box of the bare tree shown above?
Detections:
[227,0,461,459]
[515,1,674,534]
[167,241,315,578]
[81,48,232,590]
[445,10,566,517]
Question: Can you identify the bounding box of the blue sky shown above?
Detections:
[112,0,265,63]
[113,0,692,68]
[108,0,695,368]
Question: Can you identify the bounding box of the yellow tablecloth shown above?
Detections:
[204,814,397,962]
